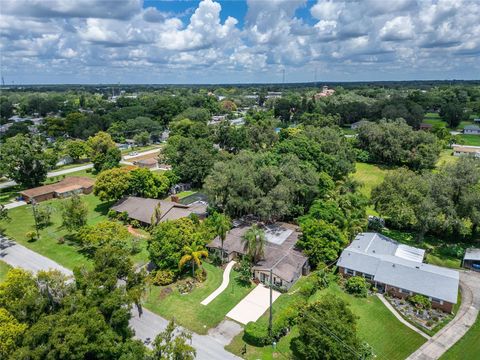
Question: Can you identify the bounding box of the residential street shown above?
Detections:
[407,271,480,360]
[0,234,240,360]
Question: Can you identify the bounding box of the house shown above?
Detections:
[20,177,94,203]
[452,144,480,158]
[419,123,433,131]
[133,158,158,169]
[463,125,480,135]
[337,233,459,312]
[207,222,309,289]
[351,120,369,130]
[463,248,480,271]
[314,86,335,100]
[110,196,207,226]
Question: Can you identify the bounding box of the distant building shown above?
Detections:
[463,125,480,135]
[419,123,433,131]
[338,233,459,313]
[314,86,335,100]
[452,144,480,158]
[20,177,94,203]
[463,248,480,271]
[351,120,369,130]
[473,118,480,123]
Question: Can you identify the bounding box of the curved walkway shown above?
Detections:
[377,293,430,339]
[407,271,480,360]
[201,260,236,305]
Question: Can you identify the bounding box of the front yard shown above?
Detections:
[143,262,254,334]
[226,282,426,360]
[440,313,480,360]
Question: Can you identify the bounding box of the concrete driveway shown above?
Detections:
[407,271,480,360]
[226,284,281,325]
[0,235,72,275]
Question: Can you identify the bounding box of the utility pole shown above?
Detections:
[31,199,40,240]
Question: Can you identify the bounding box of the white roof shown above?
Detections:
[338,233,459,304]
[464,248,480,261]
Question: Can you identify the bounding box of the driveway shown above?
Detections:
[407,271,480,360]
[0,235,72,276]
[226,284,281,325]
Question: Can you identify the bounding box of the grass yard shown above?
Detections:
[0,193,109,269]
[144,262,254,334]
[459,134,480,146]
[423,112,446,128]
[227,282,426,360]
[0,260,12,282]
[440,313,480,360]
[436,149,458,168]
[121,144,161,155]
[0,185,22,205]
[176,190,197,199]
[382,229,466,269]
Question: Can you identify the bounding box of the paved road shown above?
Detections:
[0,234,240,360]
[0,163,94,190]
[0,235,72,275]
[407,271,480,360]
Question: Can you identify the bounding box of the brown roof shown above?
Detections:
[110,196,196,225]
[207,222,308,283]
[452,145,480,154]
[20,176,94,199]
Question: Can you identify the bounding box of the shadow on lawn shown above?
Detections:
[94,201,115,216]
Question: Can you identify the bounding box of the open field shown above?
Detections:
[0,260,12,282]
[144,262,254,334]
[227,282,426,360]
[440,313,480,360]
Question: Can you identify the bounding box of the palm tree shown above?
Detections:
[179,243,209,278]
[242,225,266,264]
[212,213,231,263]
[150,203,162,227]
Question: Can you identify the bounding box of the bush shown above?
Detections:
[107,209,117,219]
[195,267,207,282]
[118,211,129,222]
[345,276,369,297]
[26,231,37,242]
[130,219,140,228]
[130,237,141,255]
[152,270,175,286]
[244,322,271,346]
[235,258,252,286]
[409,294,432,310]
[57,236,65,244]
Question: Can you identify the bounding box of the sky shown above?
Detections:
[1,0,479,84]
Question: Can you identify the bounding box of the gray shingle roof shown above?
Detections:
[338,233,459,304]
[464,248,480,261]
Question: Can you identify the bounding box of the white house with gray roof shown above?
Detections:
[338,233,459,312]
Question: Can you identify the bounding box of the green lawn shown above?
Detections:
[176,190,197,199]
[227,283,426,360]
[0,260,12,282]
[436,149,458,168]
[0,194,108,269]
[144,262,254,334]
[423,112,446,128]
[441,313,480,360]
[121,144,161,155]
[459,134,480,146]
[0,185,22,205]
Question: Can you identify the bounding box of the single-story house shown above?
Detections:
[452,144,480,158]
[419,123,433,131]
[463,248,480,271]
[134,158,158,169]
[463,125,480,135]
[338,233,459,312]
[110,196,207,225]
[20,176,94,203]
[207,222,309,289]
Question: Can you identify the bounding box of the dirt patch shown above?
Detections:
[127,225,148,238]
[158,287,173,300]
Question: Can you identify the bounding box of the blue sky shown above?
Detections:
[1,0,479,84]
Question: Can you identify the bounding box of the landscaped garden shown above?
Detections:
[226,281,426,360]
[143,262,254,334]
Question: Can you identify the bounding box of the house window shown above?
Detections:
[346,269,355,276]
[260,272,267,283]
[363,273,373,280]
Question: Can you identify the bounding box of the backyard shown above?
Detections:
[143,262,254,334]
[226,282,426,360]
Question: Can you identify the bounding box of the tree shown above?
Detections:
[292,296,371,360]
[61,195,88,232]
[0,134,50,187]
[179,243,208,277]
[86,131,121,172]
[0,308,27,358]
[440,101,468,128]
[298,218,348,267]
[151,203,162,227]
[94,167,132,201]
[133,131,150,146]
[76,220,131,256]
[345,276,369,297]
[211,212,231,262]
[129,168,171,199]
[63,139,87,162]
[242,225,266,264]
[35,205,52,229]
[151,320,195,360]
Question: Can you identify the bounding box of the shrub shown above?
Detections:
[130,219,140,228]
[153,270,176,286]
[107,209,117,219]
[345,276,369,297]
[236,258,252,286]
[118,211,129,222]
[244,322,271,346]
[57,236,65,244]
[130,237,141,255]
[195,267,207,282]
[26,231,37,242]
[409,294,432,310]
